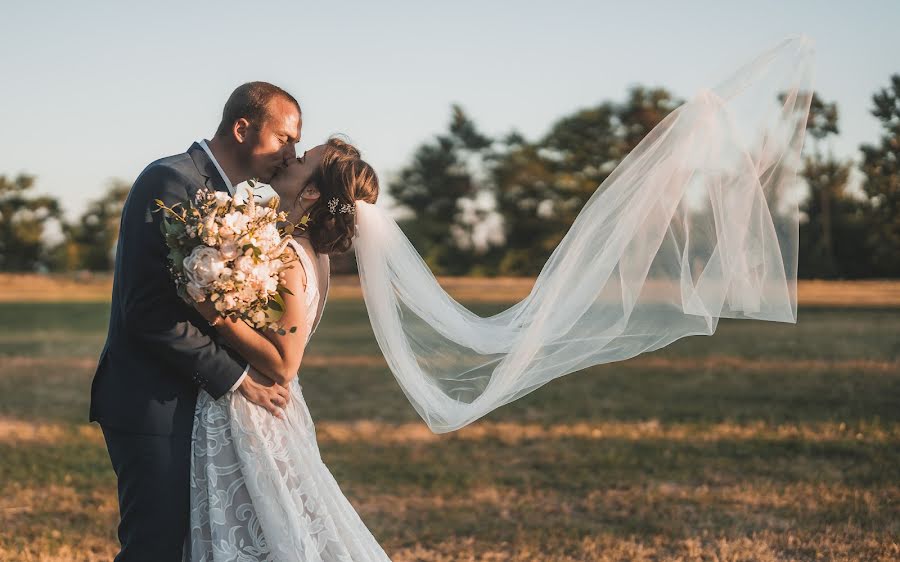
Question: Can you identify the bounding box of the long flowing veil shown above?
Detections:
[352,36,815,434]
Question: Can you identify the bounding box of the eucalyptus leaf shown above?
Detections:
[170,249,185,269]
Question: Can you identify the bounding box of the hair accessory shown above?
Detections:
[327,197,355,215]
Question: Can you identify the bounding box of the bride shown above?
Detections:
[186,137,389,561]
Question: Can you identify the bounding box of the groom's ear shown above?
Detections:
[233,118,251,144]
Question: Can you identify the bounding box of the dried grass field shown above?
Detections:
[1,275,898,561]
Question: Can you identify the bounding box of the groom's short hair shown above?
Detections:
[215,81,301,136]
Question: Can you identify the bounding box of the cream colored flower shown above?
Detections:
[257,223,280,250]
[223,211,250,234]
[218,225,236,240]
[183,246,226,288]
[235,256,255,275]
[219,241,240,261]
[213,191,232,208]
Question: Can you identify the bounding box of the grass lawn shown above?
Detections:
[0,281,898,561]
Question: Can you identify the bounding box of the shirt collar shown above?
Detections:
[199,139,234,195]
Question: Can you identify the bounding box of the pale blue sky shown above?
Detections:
[2,1,898,219]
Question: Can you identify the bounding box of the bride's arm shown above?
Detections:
[196,253,311,385]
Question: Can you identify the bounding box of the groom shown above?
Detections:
[90,81,302,561]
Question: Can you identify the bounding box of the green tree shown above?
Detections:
[494,86,681,275]
[389,105,497,274]
[796,93,863,278]
[860,74,900,277]
[798,158,871,278]
[0,174,61,271]
[60,180,131,271]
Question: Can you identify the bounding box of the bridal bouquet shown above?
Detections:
[154,181,302,334]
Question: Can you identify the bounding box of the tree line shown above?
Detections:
[2,74,898,278]
[390,75,900,279]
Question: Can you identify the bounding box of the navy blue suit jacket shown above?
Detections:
[89,142,247,435]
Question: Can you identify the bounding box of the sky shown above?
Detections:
[2,1,898,220]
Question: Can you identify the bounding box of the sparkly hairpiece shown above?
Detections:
[327,196,355,215]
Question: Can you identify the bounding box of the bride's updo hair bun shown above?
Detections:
[303,136,379,255]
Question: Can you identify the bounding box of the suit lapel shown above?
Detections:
[187,142,230,194]
[185,142,232,350]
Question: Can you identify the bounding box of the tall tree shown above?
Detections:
[860,74,900,277]
[389,105,497,274]
[796,93,857,278]
[60,180,131,271]
[0,174,61,271]
[494,86,681,275]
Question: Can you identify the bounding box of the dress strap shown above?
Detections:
[286,237,328,337]
[287,237,318,295]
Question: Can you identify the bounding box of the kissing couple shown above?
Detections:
[90,81,392,561]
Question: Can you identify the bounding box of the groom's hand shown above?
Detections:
[238,366,291,419]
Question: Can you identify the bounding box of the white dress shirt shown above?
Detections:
[199,139,249,393]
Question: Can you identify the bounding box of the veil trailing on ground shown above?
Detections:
[353,36,815,434]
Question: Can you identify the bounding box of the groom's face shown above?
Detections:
[243,96,302,182]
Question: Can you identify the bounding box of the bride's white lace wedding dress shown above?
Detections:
[185,236,393,562]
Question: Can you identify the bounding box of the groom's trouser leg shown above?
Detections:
[101,425,191,562]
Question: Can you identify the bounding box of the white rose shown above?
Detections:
[183,246,226,288]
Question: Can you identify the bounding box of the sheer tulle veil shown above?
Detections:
[351,36,815,434]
